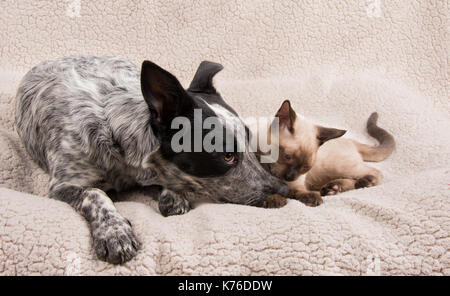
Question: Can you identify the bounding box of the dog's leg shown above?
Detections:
[158,189,191,217]
[50,182,140,264]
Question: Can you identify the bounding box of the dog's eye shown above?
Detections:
[284,153,291,160]
[223,152,235,163]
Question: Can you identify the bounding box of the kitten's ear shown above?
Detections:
[275,100,297,133]
[141,61,193,126]
[188,61,224,94]
[316,126,347,145]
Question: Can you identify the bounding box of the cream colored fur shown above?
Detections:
[305,137,384,191]
[275,113,389,196]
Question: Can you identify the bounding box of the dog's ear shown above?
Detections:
[141,61,193,125]
[275,100,297,133]
[316,126,346,145]
[188,61,224,94]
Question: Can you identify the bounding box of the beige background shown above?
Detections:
[1,1,448,106]
[0,0,449,275]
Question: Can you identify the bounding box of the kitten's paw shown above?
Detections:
[159,189,191,217]
[290,191,323,207]
[320,181,343,196]
[355,175,377,189]
[263,194,288,208]
[92,217,140,265]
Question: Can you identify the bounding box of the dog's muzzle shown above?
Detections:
[277,183,290,196]
[263,182,289,197]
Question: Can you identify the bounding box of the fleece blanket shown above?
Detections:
[0,0,449,275]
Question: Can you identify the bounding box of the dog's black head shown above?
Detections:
[140,60,288,205]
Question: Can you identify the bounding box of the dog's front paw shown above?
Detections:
[263,194,288,208]
[290,190,323,207]
[91,217,140,265]
[158,189,191,217]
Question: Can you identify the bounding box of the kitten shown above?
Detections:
[258,100,346,207]
[262,100,395,208]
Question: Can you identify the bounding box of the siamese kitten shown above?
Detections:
[259,100,346,207]
[262,100,395,208]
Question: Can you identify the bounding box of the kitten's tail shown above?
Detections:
[353,112,396,162]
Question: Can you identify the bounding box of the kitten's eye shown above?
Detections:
[223,152,235,163]
[284,153,291,160]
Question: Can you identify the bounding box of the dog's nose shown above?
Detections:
[277,183,290,196]
[262,178,290,197]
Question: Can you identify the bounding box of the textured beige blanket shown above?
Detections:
[0,0,449,275]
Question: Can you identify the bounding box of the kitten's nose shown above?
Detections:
[284,171,297,182]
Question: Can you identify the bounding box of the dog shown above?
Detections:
[15,56,289,264]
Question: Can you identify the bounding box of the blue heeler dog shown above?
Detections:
[15,56,289,264]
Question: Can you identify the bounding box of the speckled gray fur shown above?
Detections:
[15,56,286,264]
